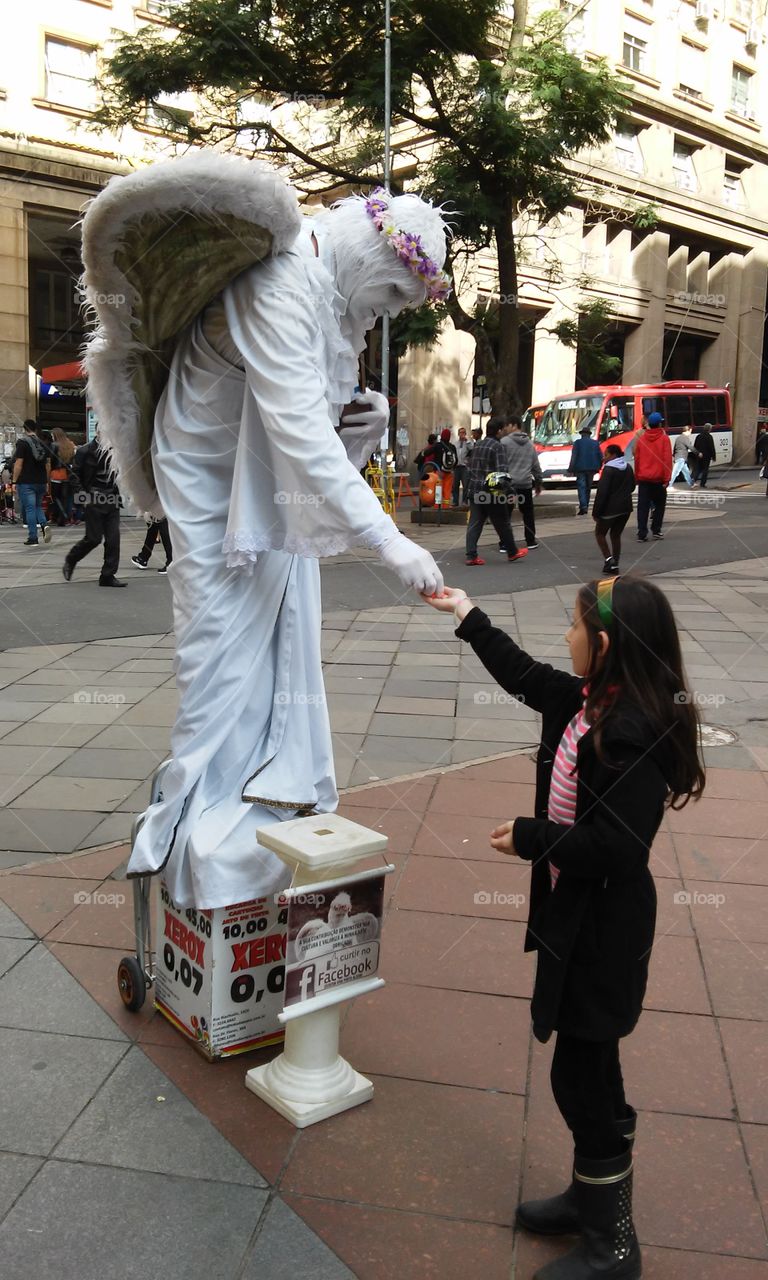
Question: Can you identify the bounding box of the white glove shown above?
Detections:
[379,532,444,597]
[338,390,390,470]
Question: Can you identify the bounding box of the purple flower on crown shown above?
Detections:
[364,187,451,302]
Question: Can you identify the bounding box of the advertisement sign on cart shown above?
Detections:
[283,875,386,1008]
[155,879,287,1059]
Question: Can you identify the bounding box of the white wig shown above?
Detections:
[318,190,449,309]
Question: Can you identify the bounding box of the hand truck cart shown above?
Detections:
[116,760,171,1012]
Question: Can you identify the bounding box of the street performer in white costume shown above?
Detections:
[81,156,448,909]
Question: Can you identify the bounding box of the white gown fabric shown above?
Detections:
[127,223,397,908]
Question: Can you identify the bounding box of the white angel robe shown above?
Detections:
[127,224,398,908]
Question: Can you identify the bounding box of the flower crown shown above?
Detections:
[364,189,451,303]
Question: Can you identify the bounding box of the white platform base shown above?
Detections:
[245,1060,374,1128]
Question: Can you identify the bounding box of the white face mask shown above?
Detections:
[346,281,412,331]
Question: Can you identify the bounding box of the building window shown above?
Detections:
[560,0,587,54]
[672,139,698,191]
[678,40,705,98]
[44,37,97,111]
[729,0,754,24]
[730,65,753,117]
[145,1,172,13]
[723,161,747,207]
[615,123,644,174]
[623,31,647,72]
[144,96,194,133]
[33,268,85,349]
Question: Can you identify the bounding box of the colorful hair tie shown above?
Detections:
[596,578,616,629]
[364,189,452,302]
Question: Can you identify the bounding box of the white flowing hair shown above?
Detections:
[319,190,449,309]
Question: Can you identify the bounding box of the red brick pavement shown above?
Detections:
[3,753,767,1278]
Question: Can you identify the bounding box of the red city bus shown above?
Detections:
[532,382,733,480]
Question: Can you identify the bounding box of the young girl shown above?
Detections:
[424,575,704,1280]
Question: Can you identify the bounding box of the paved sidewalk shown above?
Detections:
[0,558,767,1275]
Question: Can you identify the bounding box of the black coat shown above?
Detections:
[456,607,668,1043]
[591,462,635,521]
[693,431,716,463]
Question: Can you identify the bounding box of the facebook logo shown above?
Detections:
[285,963,315,1005]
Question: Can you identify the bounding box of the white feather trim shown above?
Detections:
[80,154,302,511]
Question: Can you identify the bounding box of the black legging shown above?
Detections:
[550,1033,628,1160]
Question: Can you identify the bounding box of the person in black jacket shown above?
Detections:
[62,436,126,587]
[424,575,704,1280]
[591,444,634,575]
[691,422,716,488]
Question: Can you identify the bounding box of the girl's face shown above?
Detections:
[566,597,608,678]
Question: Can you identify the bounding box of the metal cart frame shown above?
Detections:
[116,760,171,1012]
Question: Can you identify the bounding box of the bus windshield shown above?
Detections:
[535,395,604,446]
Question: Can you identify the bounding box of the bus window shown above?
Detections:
[665,396,692,431]
[641,396,664,421]
[600,396,634,440]
[713,394,729,426]
[691,395,717,427]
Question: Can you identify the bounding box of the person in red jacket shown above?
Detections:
[634,411,672,542]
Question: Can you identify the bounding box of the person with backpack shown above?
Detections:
[62,435,126,587]
[465,418,527,565]
[438,427,458,505]
[12,420,52,546]
[423,574,704,1280]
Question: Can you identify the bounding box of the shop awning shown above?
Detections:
[41,361,85,383]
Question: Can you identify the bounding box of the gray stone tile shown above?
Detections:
[56,1047,265,1185]
[328,710,374,734]
[242,1196,355,1279]
[0,850,57,872]
[0,687,73,703]
[0,1028,127,1155]
[0,938,36,978]
[84,725,172,751]
[368,712,457,739]
[322,663,391,679]
[0,776,42,805]
[79,812,134,847]
[33,703,125,725]
[355,735,450,767]
[13,776,138,812]
[0,1153,41,1218]
[116,779,153,812]
[0,945,127,1040]
[324,676,386,695]
[52,749,160,781]
[376,695,456,717]
[116,702,177,726]
[0,703,39,723]
[454,717,539,744]
[0,1162,267,1280]
[0,903,33,940]
[0,747,75,776]
[0,808,101,855]
[0,723,101,748]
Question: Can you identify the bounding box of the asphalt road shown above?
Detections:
[0,485,765,649]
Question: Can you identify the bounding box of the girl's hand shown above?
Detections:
[490,820,519,857]
[420,586,472,619]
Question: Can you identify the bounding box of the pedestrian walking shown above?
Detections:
[500,413,543,549]
[423,574,704,1280]
[50,427,77,524]
[567,427,603,515]
[12,420,52,546]
[132,516,173,573]
[464,418,526,566]
[438,427,458,506]
[634,411,672,541]
[692,422,716,488]
[452,426,471,508]
[62,436,126,587]
[414,433,442,478]
[667,426,694,489]
[757,428,768,497]
[591,444,634,575]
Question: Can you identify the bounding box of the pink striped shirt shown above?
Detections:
[547,703,591,889]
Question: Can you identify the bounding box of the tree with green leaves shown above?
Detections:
[95,0,629,414]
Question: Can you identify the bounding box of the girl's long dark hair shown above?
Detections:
[578,575,705,809]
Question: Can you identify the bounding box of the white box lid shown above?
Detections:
[256,813,388,869]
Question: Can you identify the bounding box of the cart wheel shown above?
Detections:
[117,956,146,1012]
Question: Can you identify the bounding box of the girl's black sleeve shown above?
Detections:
[591,471,610,520]
[455,607,582,715]
[513,747,667,879]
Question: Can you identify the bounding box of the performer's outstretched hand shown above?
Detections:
[339,391,390,471]
[379,533,444,597]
